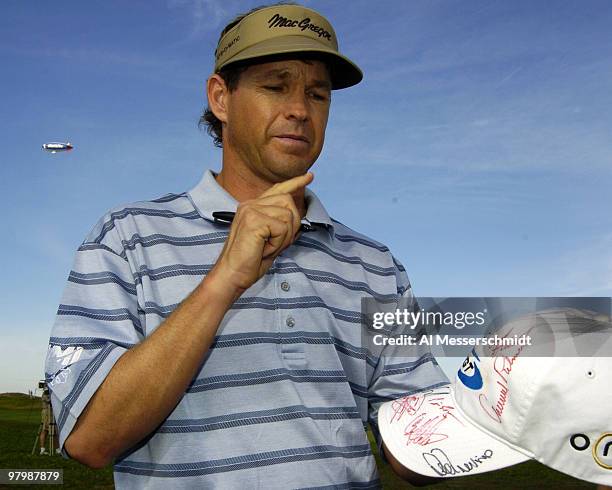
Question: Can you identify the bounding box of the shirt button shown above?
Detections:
[286,316,295,328]
[280,281,290,292]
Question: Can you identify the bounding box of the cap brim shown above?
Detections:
[219,35,363,90]
[378,385,530,478]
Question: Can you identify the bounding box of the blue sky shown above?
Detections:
[2,0,611,392]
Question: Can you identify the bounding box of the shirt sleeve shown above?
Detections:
[44,213,144,456]
[367,256,449,461]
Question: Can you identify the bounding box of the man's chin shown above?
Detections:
[264,157,315,182]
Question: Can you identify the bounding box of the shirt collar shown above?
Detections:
[188,169,334,229]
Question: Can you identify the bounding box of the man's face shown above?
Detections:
[223,59,331,182]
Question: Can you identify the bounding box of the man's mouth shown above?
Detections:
[275,133,309,143]
[273,134,311,153]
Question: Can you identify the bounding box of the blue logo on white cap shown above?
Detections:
[457,349,483,390]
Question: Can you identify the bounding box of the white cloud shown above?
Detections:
[166,0,237,40]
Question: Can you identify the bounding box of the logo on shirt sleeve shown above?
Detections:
[47,346,83,367]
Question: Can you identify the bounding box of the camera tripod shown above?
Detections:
[31,391,58,456]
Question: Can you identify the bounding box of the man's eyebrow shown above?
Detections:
[255,69,332,90]
[310,79,332,91]
[255,69,291,81]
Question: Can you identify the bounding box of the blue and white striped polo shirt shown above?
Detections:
[45,169,448,489]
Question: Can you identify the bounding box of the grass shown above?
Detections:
[0,393,113,489]
[0,393,595,489]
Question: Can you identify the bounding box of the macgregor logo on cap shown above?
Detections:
[267,12,332,41]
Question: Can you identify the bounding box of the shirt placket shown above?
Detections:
[274,255,306,366]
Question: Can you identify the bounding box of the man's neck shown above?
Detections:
[215,164,307,218]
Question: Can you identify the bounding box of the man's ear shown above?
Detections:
[207,74,230,124]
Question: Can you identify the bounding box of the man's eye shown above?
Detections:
[310,91,330,102]
[264,86,283,92]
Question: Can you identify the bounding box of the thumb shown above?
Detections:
[260,172,314,198]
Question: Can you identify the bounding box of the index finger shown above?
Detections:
[260,172,314,198]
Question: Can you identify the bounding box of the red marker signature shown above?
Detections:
[390,394,425,423]
[479,326,533,422]
[391,392,463,447]
[403,412,450,446]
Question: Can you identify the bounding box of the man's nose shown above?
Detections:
[284,91,309,122]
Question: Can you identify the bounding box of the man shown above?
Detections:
[45,3,448,488]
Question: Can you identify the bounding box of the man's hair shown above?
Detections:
[199,3,298,148]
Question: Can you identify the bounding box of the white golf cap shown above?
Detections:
[378,308,612,485]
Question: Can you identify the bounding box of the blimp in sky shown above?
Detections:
[42,142,74,153]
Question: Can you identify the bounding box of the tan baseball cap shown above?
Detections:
[214,4,363,89]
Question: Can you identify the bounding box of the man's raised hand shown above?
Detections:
[211,173,314,296]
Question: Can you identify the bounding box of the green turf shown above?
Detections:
[0,394,113,489]
[0,394,597,489]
